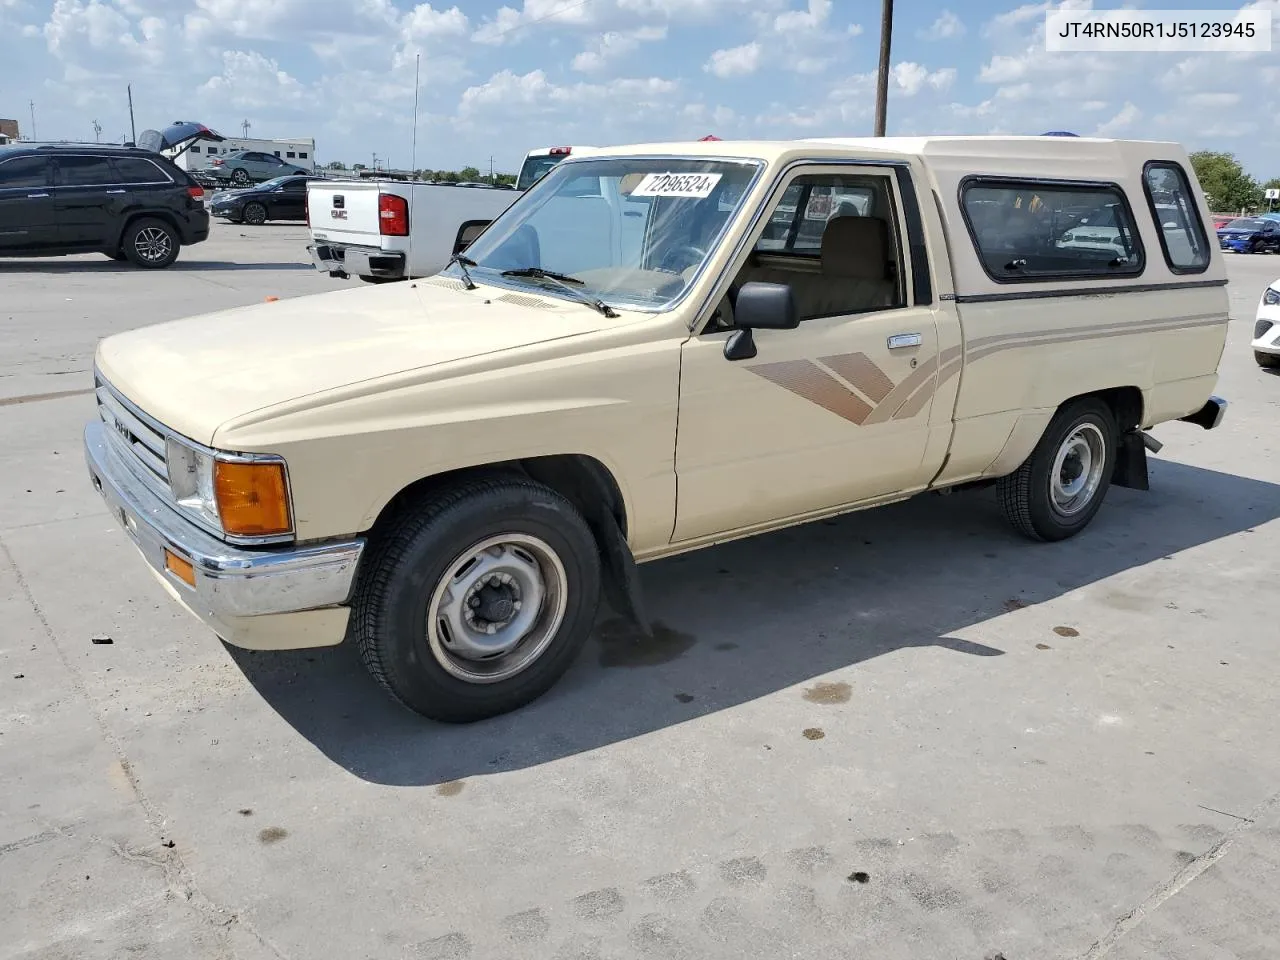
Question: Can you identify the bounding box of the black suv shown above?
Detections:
[0,141,209,269]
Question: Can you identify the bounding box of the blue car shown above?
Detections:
[1217,217,1280,254]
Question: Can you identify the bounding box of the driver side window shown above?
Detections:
[710,171,906,330]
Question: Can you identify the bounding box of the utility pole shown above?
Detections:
[92,119,102,142]
[241,119,251,138]
[489,156,495,183]
[372,152,379,172]
[28,100,36,140]
[127,85,136,143]
[873,0,894,137]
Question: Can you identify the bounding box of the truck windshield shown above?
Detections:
[459,156,763,312]
[516,154,565,191]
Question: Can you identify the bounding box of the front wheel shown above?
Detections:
[997,398,1117,542]
[352,477,602,722]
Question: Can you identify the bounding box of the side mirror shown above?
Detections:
[722,282,799,362]
[734,281,798,330]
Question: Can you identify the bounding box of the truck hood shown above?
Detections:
[96,281,615,445]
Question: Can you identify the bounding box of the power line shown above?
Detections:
[477,0,594,42]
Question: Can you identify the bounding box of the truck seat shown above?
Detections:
[734,215,898,321]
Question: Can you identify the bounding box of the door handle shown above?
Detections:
[887,333,923,349]
[105,189,126,194]
[27,192,50,198]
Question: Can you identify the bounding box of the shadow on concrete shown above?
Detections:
[227,455,1280,786]
[0,259,313,274]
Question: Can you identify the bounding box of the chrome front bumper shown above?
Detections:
[84,420,365,623]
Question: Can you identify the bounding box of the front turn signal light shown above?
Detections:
[214,460,292,537]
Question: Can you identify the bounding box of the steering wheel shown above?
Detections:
[659,244,707,274]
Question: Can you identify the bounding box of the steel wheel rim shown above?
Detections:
[134,227,172,263]
[245,204,265,224]
[233,170,250,184]
[1050,422,1106,517]
[425,533,568,684]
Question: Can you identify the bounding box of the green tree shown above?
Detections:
[459,165,482,181]
[1189,151,1261,213]
[326,160,346,170]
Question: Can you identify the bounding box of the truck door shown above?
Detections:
[673,164,950,543]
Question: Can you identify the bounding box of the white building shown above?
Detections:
[166,136,317,172]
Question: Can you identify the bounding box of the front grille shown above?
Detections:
[96,375,170,492]
[1257,318,1275,340]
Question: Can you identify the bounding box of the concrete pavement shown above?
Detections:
[2,226,1278,959]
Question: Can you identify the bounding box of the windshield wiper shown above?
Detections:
[500,266,619,318]
[445,253,477,290]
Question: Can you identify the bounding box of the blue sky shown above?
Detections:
[0,0,1274,179]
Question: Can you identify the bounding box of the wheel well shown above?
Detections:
[1064,386,1144,434]
[114,211,180,250]
[366,455,628,544]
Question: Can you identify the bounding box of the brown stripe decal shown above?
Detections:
[819,352,893,402]
[748,359,874,424]
[743,313,1223,428]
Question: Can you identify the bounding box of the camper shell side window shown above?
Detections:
[959,177,1146,283]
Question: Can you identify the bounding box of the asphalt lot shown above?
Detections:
[2,224,1279,960]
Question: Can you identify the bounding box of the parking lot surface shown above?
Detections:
[2,227,1278,959]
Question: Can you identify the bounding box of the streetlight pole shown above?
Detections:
[873,0,894,137]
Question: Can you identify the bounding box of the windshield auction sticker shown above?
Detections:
[631,172,723,199]
[1045,9,1270,51]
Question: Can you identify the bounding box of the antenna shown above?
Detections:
[127,85,136,143]
[92,119,102,142]
[408,53,421,276]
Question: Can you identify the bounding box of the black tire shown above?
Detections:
[121,218,180,269]
[1257,351,1280,369]
[352,477,602,723]
[997,398,1117,542]
[231,168,251,186]
[242,202,267,225]
[107,250,127,261]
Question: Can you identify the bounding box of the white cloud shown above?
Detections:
[1092,101,1140,137]
[891,62,957,95]
[458,68,678,117]
[571,24,666,72]
[774,0,830,32]
[920,9,964,39]
[198,50,307,107]
[704,42,761,78]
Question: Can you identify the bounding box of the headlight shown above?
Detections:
[166,438,293,539]
[1264,287,1280,306]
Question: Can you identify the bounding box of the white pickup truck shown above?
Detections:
[305,179,519,283]
[306,147,597,283]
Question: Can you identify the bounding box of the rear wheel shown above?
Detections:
[1256,351,1280,369]
[352,477,602,723]
[242,202,267,226]
[122,218,180,269]
[231,168,251,186]
[997,398,1117,542]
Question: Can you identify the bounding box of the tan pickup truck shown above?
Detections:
[85,136,1229,722]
